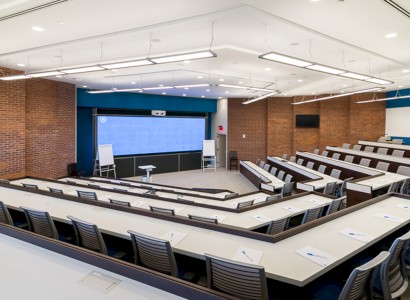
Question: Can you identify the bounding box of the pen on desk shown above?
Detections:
[170,233,174,243]
[307,252,327,259]
[242,250,253,261]
[348,232,365,236]
[384,215,400,221]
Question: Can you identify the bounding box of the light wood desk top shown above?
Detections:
[11,178,331,230]
[0,233,185,300]
[359,140,410,151]
[1,185,410,286]
[240,160,286,189]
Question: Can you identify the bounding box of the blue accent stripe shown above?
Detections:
[386,88,410,108]
[389,136,409,145]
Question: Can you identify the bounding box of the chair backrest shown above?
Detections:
[188,214,218,224]
[338,251,390,300]
[67,215,107,254]
[48,187,63,194]
[76,190,98,200]
[263,164,270,172]
[359,158,371,167]
[323,182,337,195]
[0,201,13,225]
[21,207,58,239]
[22,183,38,190]
[377,136,387,143]
[330,169,342,179]
[109,198,131,207]
[277,170,285,181]
[337,177,354,197]
[321,150,329,157]
[364,146,374,152]
[301,206,323,224]
[67,163,79,176]
[284,174,293,184]
[149,206,176,216]
[296,158,304,165]
[318,165,327,174]
[331,153,341,160]
[229,151,237,159]
[375,161,390,172]
[266,217,290,235]
[392,150,405,157]
[236,200,254,209]
[205,253,268,300]
[269,166,278,176]
[377,148,388,155]
[387,181,400,193]
[326,196,346,215]
[281,182,294,197]
[259,160,266,168]
[399,178,410,195]
[392,139,403,144]
[113,187,129,192]
[128,230,178,277]
[344,155,355,163]
[87,183,100,188]
[397,166,410,176]
[289,156,296,163]
[66,180,77,184]
[342,143,350,149]
[281,153,287,160]
[265,194,282,202]
[313,149,320,154]
[352,144,361,151]
[0,179,10,184]
[306,161,315,169]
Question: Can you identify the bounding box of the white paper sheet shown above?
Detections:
[211,214,226,223]
[160,231,188,246]
[338,228,374,243]
[374,213,404,223]
[396,204,410,210]
[232,247,263,265]
[251,214,272,223]
[295,245,337,267]
[305,199,326,205]
[282,205,302,212]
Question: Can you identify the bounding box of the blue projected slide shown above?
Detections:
[97,116,205,156]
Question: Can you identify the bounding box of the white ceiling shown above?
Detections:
[0,0,410,100]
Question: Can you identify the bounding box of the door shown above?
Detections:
[217,134,227,168]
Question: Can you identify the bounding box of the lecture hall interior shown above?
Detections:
[1,0,410,299]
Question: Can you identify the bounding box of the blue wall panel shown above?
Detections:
[386,88,410,108]
[77,107,94,174]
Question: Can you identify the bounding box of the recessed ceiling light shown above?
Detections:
[225,91,230,94]
[385,32,397,38]
[32,26,44,32]
[201,96,205,98]
[131,82,136,84]
[398,85,404,88]
[55,75,62,78]
[159,84,164,87]
[297,79,303,82]
[284,93,288,96]
[206,89,210,92]
[340,90,345,93]
[182,94,186,96]
[310,0,320,2]
[197,76,203,79]
[111,69,118,72]
[402,69,410,73]
[219,78,225,82]
[75,78,81,81]
[342,84,348,87]
[138,90,143,93]
[184,60,191,64]
[264,67,271,71]
[82,85,87,88]
[162,92,166,95]
[184,87,189,90]
[311,92,315,94]
[238,81,244,84]
[17,63,25,67]
[58,21,64,25]
[218,97,222,99]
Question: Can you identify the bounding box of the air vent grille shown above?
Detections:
[0,0,68,22]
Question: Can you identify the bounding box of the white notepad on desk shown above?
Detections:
[282,205,302,212]
[232,247,263,265]
[295,245,336,267]
[375,213,404,223]
[161,231,188,246]
[396,204,410,210]
[251,214,272,223]
[339,228,374,243]
[305,199,326,205]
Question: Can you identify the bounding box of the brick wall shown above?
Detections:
[228,99,267,162]
[228,93,386,161]
[0,66,76,179]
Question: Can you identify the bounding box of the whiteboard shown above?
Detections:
[386,107,410,137]
[202,140,215,156]
[98,144,114,166]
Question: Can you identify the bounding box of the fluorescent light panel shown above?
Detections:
[101,60,153,69]
[0,74,30,80]
[243,91,280,105]
[150,50,216,64]
[62,66,104,74]
[217,83,276,93]
[356,94,410,104]
[259,51,393,85]
[142,86,174,90]
[174,84,210,88]
[116,88,143,92]
[28,71,64,77]
[87,89,115,94]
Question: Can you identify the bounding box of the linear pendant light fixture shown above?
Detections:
[217,83,277,93]
[355,91,410,104]
[292,87,384,105]
[0,50,217,81]
[243,91,281,105]
[259,52,393,85]
[86,84,211,94]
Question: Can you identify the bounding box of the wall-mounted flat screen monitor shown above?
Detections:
[295,114,320,128]
[97,115,206,156]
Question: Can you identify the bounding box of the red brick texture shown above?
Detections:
[0,67,76,179]
[228,93,386,161]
